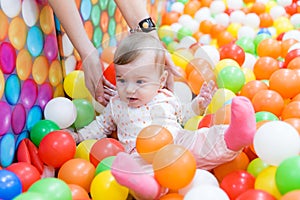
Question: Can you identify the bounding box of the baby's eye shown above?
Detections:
[117,78,125,84]
[136,80,144,84]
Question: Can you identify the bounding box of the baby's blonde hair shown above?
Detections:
[113,32,165,73]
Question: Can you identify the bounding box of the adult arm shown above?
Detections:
[48,0,113,105]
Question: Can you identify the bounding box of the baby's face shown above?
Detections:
[115,52,163,108]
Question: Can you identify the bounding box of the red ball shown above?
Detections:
[89,138,125,167]
[219,43,245,66]
[103,63,116,85]
[220,170,255,199]
[38,130,76,168]
[198,114,214,128]
[236,189,276,200]
[6,162,41,192]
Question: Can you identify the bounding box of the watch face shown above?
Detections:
[142,21,150,28]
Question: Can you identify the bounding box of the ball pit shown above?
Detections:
[2,0,300,199]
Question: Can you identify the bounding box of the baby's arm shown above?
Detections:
[191,80,216,116]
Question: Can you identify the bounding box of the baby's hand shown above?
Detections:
[192,80,217,115]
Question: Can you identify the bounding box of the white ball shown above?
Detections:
[170,2,184,13]
[282,30,300,42]
[184,185,229,200]
[277,0,292,7]
[210,1,226,15]
[215,13,230,27]
[194,45,219,67]
[242,53,257,70]
[44,97,77,129]
[244,13,260,29]
[173,82,193,103]
[179,169,219,195]
[230,10,246,24]
[238,26,256,39]
[194,7,211,23]
[253,121,300,166]
[227,0,243,10]
[290,14,300,28]
[270,5,287,20]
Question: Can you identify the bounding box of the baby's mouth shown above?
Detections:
[128,97,138,102]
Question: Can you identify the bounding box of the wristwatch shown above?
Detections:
[130,17,156,33]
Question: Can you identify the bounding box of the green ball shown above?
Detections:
[13,191,50,200]
[177,26,192,41]
[276,156,300,195]
[28,178,72,200]
[247,158,269,177]
[255,111,279,122]
[177,0,189,4]
[217,66,245,94]
[72,99,95,129]
[236,36,255,54]
[30,120,60,146]
[95,156,116,175]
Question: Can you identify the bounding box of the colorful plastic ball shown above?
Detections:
[217,65,245,94]
[68,184,90,200]
[38,130,76,168]
[28,178,72,200]
[284,48,300,67]
[255,111,279,122]
[6,162,41,192]
[13,191,50,200]
[95,156,115,175]
[280,190,300,200]
[220,170,255,200]
[257,38,281,59]
[275,156,300,195]
[214,58,240,75]
[153,144,196,190]
[236,189,276,200]
[58,158,95,193]
[184,115,203,131]
[219,43,245,66]
[213,104,231,125]
[208,88,236,114]
[187,58,216,95]
[44,97,77,129]
[269,68,300,99]
[247,158,269,178]
[240,80,269,100]
[184,185,230,200]
[177,26,193,41]
[254,166,281,199]
[29,119,60,147]
[0,169,22,200]
[251,89,284,117]
[284,118,300,134]
[103,62,116,85]
[213,152,249,183]
[160,193,184,200]
[89,138,125,167]
[179,169,219,196]
[253,56,280,80]
[253,121,300,166]
[63,70,90,99]
[75,139,97,161]
[72,99,95,129]
[136,125,173,163]
[90,170,128,200]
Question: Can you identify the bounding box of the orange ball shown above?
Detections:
[284,118,300,135]
[210,24,226,39]
[200,20,213,34]
[58,158,95,193]
[251,89,284,117]
[217,30,235,47]
[136,125,174,163]
[257,38,281,59]
[269,69,300,99]
[183,0,201,16]
[239,80,269,100]
[213,104,231,125]
[280,190,300,200]
[259,13,273,28]
[292,93,300,102]
[162,11,180,25]
[250,2,266,14]
[153,144,196,190]
[187,58,216,95]
[159,193,184,200]
[281,101,300,120]
[68,184,90,200]
[213,152,249,182]
[253,56,280,80]
[287,57,300,70]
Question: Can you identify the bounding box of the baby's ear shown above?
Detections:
[160,70,168,88]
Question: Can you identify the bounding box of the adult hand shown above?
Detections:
[164,51,182,92]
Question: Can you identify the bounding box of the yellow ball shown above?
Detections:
[90,170,129,200]
[208,88,236,113]
[171,49,194,71]
[184,115,203,131]
[158,25,175,39]
[63,70,90,99]
[241,67,256,83]
[75,139,97,161]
